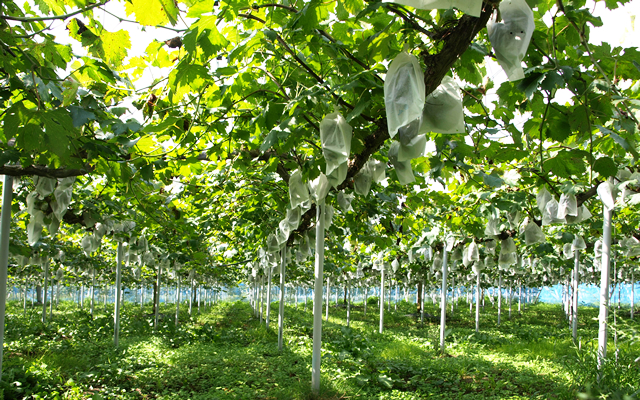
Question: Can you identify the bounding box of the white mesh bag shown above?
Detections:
[384,51,425,138]
[487,0,534,81]
[289,170,310,209]
[524,222,545,245]
[388,141,415,185]
[320,111,352,179]
[382,0,482,17]
[420,76,465,134]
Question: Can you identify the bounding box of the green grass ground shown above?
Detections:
[1,297,638,399]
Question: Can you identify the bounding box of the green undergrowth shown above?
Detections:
[1,299,638,399]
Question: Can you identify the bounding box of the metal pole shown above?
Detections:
[114,242,123,347]
[311,203,326,394]
[278,245,286,352]
[440,245,449,353]
[598,184,613,367]
[0,175,13,380]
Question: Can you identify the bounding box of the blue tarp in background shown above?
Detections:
[539,283,639,306]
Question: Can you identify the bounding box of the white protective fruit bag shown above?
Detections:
[308,173,330,205]
[354,162,373,196]
[327,161,348,189]
[34,176,56,199]
[597,180,616,210]
[485,216,500,236]
[557,193,578,219]
[52,177,75,221]
[566,204,592,224]
[27,210,44,246]
[487,0,534,81]
[383,0,482,16]
[337,191,354,212]
[286,207,301,230]
[536,186,552,214]
[384,51,425,139]
[572,235,586,251]
[388,141,415,185]
[524,221,545,245]
[485,239,496,255]
[267,233,281,253]
[320,111,352,185]
[397,119,426,162]
[371,159,386,183]
[325,205,334,228]
[420,76,465,134]
[289,170,310,209]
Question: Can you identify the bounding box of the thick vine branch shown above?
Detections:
[286,2,497,244]
[0,164,91,178]
[2,1,109,22]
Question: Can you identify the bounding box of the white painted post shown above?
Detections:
[475,268,480,333]
[325,277,330,322]
[439,245,449,353]
[266,261,272,328]
[311,203,326,394]
[498,273,502,326]
[0,175,13,380]
[114,242,123,347]
[42,261,49,323]
[379,267,385,334]
[598,181,613,367]
[278,246,286,352]
[155,263,162,329]
[572,251,579,342]
[175,275,181,326]
[631,271,634,320]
